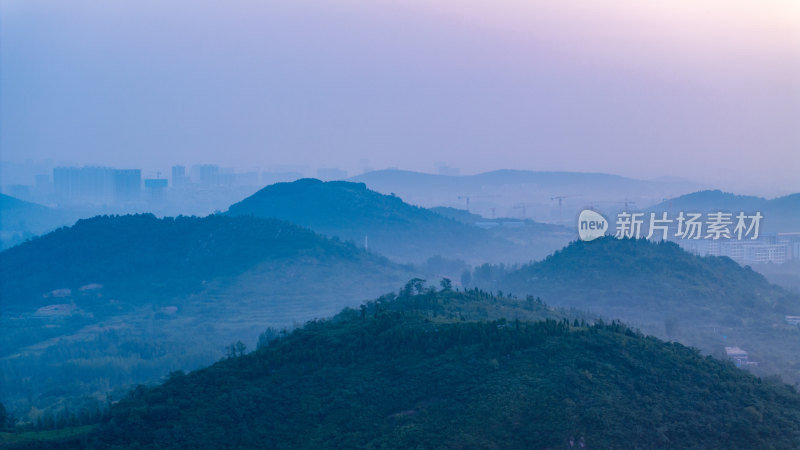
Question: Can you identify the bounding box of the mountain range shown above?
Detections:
[20,288,800,449]
[4,188,799,420]
[467,237,800,383]
[226,178,570,263]
[649,190,800,233]
[350,169,702,223]
[0,213,418,415]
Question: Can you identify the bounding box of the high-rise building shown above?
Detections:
[113,169,141,203]
[172,165,188,187]
[193,164,220,187]
[189,164,234,187]
[53,166,115,204]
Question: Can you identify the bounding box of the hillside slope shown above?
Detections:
[468,237,800,383]
[350,169,700,223]
[648,190,800,233]
[0,194,75,250]
[226,178,551,263]
[54,289,800,449]
[0,214,417,417]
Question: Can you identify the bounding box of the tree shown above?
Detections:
[402,278,426,296]
[440,278,453,291]
[226,341,247,358]
[258,328,280,349]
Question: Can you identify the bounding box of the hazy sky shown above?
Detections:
[2,0,799,195]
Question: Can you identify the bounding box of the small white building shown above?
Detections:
[725,346,758,367]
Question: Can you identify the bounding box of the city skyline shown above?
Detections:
[3,158,798,199]
[2,0,799,196]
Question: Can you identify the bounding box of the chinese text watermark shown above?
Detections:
[578,210,763,241]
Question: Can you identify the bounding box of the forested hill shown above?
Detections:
[484,237,787,312]
[227,178,448,231]
[225,178,522,263]
[467,237,800,383]
[648,190,800,233]
[0,213,386,312]
[1,214,417,417]
[57,288,800,449]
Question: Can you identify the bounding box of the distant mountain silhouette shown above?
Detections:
[0,193,48,211]
[648,190,800,233]
[353,169,693,192]
[0,194,75,249]
[226,178,561,263]
[349,169,701,223]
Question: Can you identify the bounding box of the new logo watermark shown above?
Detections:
[577,210,763,242]
[577,210,608,241]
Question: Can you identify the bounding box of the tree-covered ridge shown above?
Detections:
[0,213,413,418]
[466,237,800,383]
[652,189,799,212]
[227,178,445,229]
[0,213,379,312]
[508,238,780,308]
[470,237,799,321]
[69,287,800,449]
[648,189,800,232]
[225,178,536,264]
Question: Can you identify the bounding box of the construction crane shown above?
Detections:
[550,195,577,224]
[512,202,538,219]
[457,193,501,216]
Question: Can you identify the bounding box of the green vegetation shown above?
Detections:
[1,213,372,312]
[226,178,558,264]
[466,237,800,384]
[0,425,97,449]
[5,204,800,448]
[22,286,800,449]
[0,213,418,421]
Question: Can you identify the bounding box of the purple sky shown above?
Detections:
[2,0,799,195]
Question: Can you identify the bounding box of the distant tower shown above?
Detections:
[113,169,142,203]
[172,165,187,187]
[364,235,369,251]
